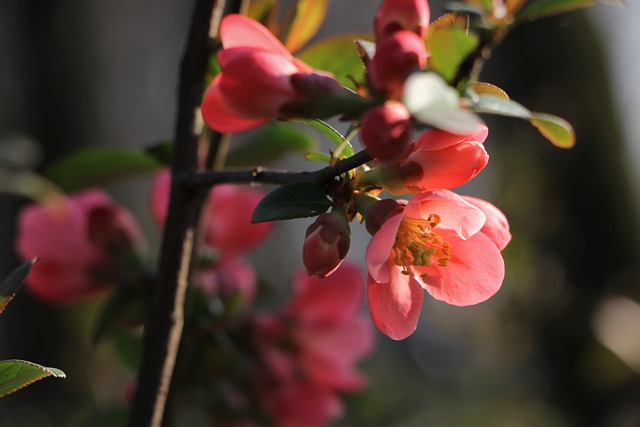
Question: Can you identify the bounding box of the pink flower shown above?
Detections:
[302,210,351,278]
[368,30,427,100]
[374,0,431,41]
[363,125,489,195]
[150,170,272,263]
[193,257,257,315]
[254,263,374,426]
[15,190,145,303]
[365,190,510,340]
[360,101,413,161]
[202,14,363,134]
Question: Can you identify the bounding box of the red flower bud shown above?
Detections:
[364,199,404,235]
[368,30,427,100]
[374,0,430,41]
[360,101,413,161]
[302,211,351,278]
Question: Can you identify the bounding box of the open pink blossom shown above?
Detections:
[362,125,489,195]
[374,0,431,41]
[365,190,509,340]
[15,190,145,303]
[149,170,272,263]
[202,14,362,134]
[254,263,374,426]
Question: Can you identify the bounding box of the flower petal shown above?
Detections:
[365,212,404,284]
[220,14,292,58]
[367,262,424,340]
[201,75,269,133]
[421,232,505,306]
[414,125,488,151]
[461,196,511,251]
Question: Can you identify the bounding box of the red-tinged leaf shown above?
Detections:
[0,259,36,315]
[468,82,510,100]
[284,0,330,53]
[530,113,576,148]
[516,0,599,22]
[0,360,65,397]
[297,35,370,90]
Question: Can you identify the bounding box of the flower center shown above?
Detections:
[393,214,451,277]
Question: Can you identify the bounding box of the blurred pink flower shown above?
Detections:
[149,170,272,263]
[366,190,509,340]
[201,14,350,134]
[15,190,144,303]
[374,0,431,41]
[254,263,374,427]
[364,125,489,195]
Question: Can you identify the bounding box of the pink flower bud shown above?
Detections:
[201,15,366,133]
[374,0,430,41]
[302,211,351,278]
[360,101,413,161]
[15,190,145,303]
[368,30,427,100]
[364,198,404,235]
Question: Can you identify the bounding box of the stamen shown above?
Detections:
[392,215,451,275]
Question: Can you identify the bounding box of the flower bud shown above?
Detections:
[368,30,427,100]
[360,101,413,161]
[374,0,430,41]
[302,211,351,278]
[364,199,404,235]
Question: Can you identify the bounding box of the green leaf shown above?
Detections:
[45,148,163,192]
[0,360,65,397]
[305,152,332,163]
[0,259,36,315]
[226,122,317,166]
[471,94,531,118]
[252,181,332,223]
[427,13,479,82]
[531,113,576,148]
[516,0,598,22]
[470,95,576,148]
[297,35,370,90]
[284,0,330,53]
[404,72,484,134]
[292,119,355,158]
[467,82,510,100]
[145,141,173,165]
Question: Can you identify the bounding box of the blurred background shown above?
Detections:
[0,0,638,426]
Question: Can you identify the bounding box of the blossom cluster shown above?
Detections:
[201,0,511,340]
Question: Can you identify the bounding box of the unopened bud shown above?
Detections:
[302,211,351,278]
[365,199,404,235]
[360,101,413,161]
[374,0,430,41]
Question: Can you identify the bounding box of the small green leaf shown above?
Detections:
[516,0,598,22]
[226,122,317,167]
[284,0,330,53]
[292,119,355,158]
[427,13,479,82]
[404,72,484,134]
[297,35,370,90]
[467,82,510,100]
[0,360,65,397]
[0,168,64,204]
[305,152,332,163]
[252,181,332,223]
[0,259,36,315]
[45,148,162,192]
[531,113,576,148]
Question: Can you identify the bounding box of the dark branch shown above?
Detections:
[183,148,373,187]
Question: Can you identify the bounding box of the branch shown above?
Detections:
[127,0,236,426]
[183,149,373,187]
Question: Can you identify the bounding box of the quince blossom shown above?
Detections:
[202,15,365,134]
[254,263,374,426]
[15,190,145,303]
[149,170,272,263]
[366,190,510,340]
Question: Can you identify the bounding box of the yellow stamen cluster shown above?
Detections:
[393,214,451,277]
